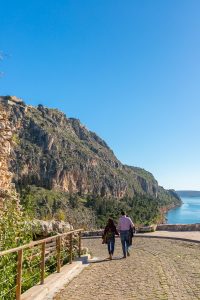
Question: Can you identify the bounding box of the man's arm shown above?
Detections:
[128,217,134,228]
[114,226,119,236]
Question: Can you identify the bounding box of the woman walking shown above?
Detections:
[102,218,119,260]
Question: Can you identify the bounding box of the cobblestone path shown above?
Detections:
[54,237,200,300]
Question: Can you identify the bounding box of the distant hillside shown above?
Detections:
[0,96,181,227]
[176,191,200,197]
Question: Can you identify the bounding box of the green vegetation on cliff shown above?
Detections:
[20,184,180,228]
[20,185,96,229]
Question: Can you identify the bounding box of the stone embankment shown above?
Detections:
[157,223,200,231]
[83,223,200,239]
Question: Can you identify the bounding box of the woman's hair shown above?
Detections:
[107,218,115,227]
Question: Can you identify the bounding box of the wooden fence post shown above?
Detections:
[78,231,82,257]
[56,236,61,273]
[69,233,73,264]
[16,249,23,300]
[40,242,46,284]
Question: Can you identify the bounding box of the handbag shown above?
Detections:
[102,233,108,244]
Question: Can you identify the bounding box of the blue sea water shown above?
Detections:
[167,197,200,224]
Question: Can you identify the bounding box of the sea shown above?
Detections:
[166,196,200,224]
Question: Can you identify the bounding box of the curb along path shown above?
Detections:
[54,236,200,300]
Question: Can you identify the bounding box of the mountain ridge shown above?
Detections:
[176,190,200,197]
[0,96,181,225]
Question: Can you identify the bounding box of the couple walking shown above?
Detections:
[102,211,135,259]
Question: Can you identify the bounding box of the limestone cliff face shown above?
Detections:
[0,96,177,204]
[0,100,20,212]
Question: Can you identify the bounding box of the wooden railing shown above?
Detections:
[0,229,83,300]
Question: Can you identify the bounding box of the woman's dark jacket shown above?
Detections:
[103,224,119,241]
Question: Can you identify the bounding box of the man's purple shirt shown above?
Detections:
[117,215,134,231]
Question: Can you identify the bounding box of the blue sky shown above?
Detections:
[1,0,200,190]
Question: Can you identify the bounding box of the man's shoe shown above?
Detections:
[127,251,130,256]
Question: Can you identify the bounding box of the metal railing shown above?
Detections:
[0,229,83,300]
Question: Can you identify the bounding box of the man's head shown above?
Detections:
[121,210,126,216]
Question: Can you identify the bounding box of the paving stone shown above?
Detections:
[54,237,200,300]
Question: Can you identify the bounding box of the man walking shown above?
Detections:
[118,211,134,258]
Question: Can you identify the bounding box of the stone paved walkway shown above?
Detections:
[54,237,200,300]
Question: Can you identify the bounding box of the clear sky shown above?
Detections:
[1,0,200,190]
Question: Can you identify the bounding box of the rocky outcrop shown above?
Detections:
[0,95,25,106]
[0,102,20,212]
[0,96,180,208]
[32,219,73,237]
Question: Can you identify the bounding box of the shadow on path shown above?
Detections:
[88,256,125,264]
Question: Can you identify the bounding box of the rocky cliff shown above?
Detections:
[0,100,20,212]
[0,96,180,209]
